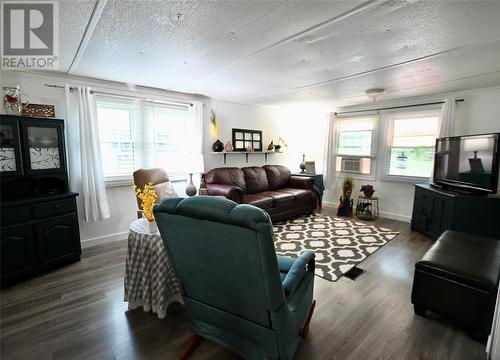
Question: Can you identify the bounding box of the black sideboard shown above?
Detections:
[1,193,81,285]
[411,184,500,239]
[1,115,81,286]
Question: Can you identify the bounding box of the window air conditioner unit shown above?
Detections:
[341,157,362,173]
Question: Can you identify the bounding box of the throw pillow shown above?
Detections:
[154,181,178,203]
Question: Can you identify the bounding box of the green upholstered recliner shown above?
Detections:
[153,196,316,360]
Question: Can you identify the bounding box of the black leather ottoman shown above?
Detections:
[411,230,500,340]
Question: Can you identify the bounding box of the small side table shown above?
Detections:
[292,173,324,208]
[356,195,379,220]
[124,218,183,319]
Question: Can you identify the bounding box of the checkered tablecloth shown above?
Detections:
[124,218,183,319]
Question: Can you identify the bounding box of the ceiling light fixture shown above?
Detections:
[365,88,386,102]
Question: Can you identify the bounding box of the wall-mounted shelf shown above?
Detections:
[209,151,280,164]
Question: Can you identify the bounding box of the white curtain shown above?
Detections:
[323,112,338,191]
[65,85,110,222]
[438,96,456,137]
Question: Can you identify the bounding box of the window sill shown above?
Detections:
[380,174,431,184]
[104,176,187,188]
[339,172,375,181]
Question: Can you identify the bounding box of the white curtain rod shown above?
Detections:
[44,83,205,108]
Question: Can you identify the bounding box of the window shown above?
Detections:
[97,100,139,178]
[384,110,440,179]
[335,115,377,176]
[96,97,191,182]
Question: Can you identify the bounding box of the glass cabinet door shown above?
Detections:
[0,118,23,175]
[27,126,60,170]
[21,119,65,174]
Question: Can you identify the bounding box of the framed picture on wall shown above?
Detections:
[232,128,262,151]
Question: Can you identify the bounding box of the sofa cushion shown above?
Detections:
[279,188,314,203]
[205,167,247,193]
[242,167,269,194]
[263,165,291,190]
[260,191,295,208]
[242,193,273,210]
[416,230,500,292]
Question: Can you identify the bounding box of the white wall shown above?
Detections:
[202,99,280,169]
[2,70,499,241]
[1,71,285,246]
[326,86,500,222]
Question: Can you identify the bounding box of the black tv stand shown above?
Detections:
[412,184,500,239]
[430,183,488,196]
[429,183,443,189]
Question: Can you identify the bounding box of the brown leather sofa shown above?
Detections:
[205,165,316,222]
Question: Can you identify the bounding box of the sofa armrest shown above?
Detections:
[206,184,243,203]
[289,176,313,191]
[282,251,315,299]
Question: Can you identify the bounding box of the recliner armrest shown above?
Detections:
[289,176,313,191]
[206,184,243,203]
[282,251,315,298]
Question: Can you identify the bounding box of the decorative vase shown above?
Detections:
[300,154,306,173]
[212,139,223,152]
[3,86,29,116]
[224,141,233,152]
[148,220,158,233]
[186,173,197,197]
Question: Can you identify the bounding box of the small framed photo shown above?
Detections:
[232,128,262,151]
[305,161,316,174]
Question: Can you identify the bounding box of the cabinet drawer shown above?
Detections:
[33,198,76,218]
[1,205,31,225]
[414,189,433,215]
[411,213,428,233]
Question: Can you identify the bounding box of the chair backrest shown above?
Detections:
[133,168,169,208]
[153,196,286,327]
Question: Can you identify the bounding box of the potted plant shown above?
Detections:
[360,184,375,198]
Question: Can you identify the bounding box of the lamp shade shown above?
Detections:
[463,137,490,152]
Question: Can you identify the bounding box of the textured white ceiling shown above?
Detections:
[60,0,500,106]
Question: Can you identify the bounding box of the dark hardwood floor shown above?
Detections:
[0,206,487,360]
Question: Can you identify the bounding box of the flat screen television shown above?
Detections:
[433,133,500,193]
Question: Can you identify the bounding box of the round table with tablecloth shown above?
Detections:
[124,218,183,319]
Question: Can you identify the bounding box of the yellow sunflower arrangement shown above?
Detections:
[133,183,158,222]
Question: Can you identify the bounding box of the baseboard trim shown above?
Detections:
[379,211,411,223]
[321,201,411,223]
[81,231,128,249]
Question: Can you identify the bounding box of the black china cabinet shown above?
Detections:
[0,115,81,286]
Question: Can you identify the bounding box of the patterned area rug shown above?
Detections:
[273,214,400,282]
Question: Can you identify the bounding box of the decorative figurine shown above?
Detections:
[337,175,354,217]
